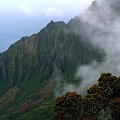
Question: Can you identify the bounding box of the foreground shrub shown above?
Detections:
[53,73,120,120]
[53,92,83,120]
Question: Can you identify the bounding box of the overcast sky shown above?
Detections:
[0,0,94,52]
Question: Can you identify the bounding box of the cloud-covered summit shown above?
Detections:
[63,0,120,94]
[79,0,120,91]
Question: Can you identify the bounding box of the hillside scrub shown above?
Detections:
[53,73,120,120]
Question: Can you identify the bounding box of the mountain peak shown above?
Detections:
[46,20,66,28]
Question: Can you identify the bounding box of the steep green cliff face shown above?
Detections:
[0,21,104,96]
[0,18,105,120]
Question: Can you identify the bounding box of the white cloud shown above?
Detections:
[20,5,39,16]
[0,0,94,16]
[41,7,63,17]
[19,5,63,17]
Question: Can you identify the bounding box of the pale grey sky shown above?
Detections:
[0,0,94,52]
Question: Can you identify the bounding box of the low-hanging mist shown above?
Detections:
[63,0,120,94]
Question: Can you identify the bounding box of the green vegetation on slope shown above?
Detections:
[0,20,105,95]
[0,20,105,119]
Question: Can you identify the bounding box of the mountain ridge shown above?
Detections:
[0,0,109,119]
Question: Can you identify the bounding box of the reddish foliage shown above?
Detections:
[54,73,120,120]
[54,91,83,120]
[111,98,120,120]
[82,117,89,120]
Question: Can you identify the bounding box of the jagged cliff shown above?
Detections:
[0,20,104,96]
